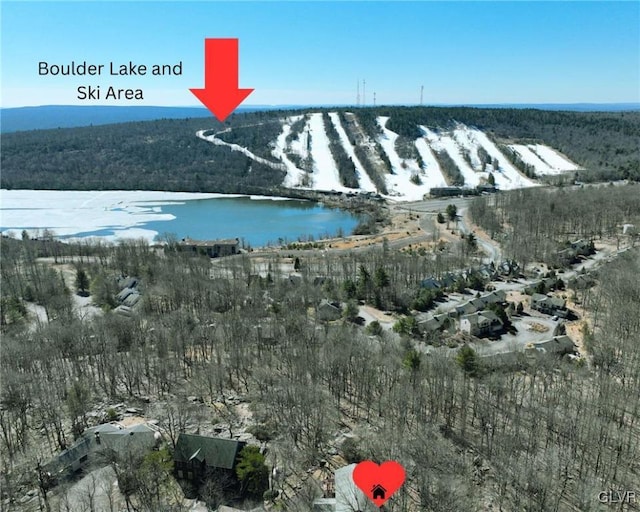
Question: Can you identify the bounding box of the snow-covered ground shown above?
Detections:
[273,116,307,187]
[329,112,377,192]
[307,113,352,192]
[510,144,581,174]
[196,130,286,172]
[463,127,538,189]
[420,124,538,190]
[0,190,285,242]
[289,116,310,160]
[451,125,484,170]
[422,126,482,187]
[377,117,446,200]
[193,114,576,200]
[414,138,448,189]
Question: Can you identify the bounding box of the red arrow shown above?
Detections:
[190,38,254,122]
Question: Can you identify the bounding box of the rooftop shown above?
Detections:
[174,434,245,470]
[462,310,502,326]
[181,237,239,246]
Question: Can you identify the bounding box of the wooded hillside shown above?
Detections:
[2,107,638,193]
[1,185,639,510]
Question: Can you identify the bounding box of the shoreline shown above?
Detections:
[0,188,375,247]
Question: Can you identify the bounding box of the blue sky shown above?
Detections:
[1,1,638,107]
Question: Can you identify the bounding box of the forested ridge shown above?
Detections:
[1,185,639,511]
[2,107,638,192]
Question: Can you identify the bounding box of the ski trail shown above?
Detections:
[196,129,286,171]
[329,112,377,192]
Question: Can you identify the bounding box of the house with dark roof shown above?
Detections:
[317,300,342,322]
[417,314,450,334]
[439,274,457,289]
[116,287,136,302]
[122,291,141,307]
[429,186,465,197]
[530,294,567,317]
[174,434,246,484]
[525,335,575,355]
[481,290,507,307]
[117,276,138,289]
[179,238,239,258]
[498,259,519,276]
[557,239,595,265]
[469,297,487,311]
[420,277,441,290]
[460,310,503,337]
[454,301,478,317]
[478,263,498,281]
[525,276,564,295]
[115,275,143,315]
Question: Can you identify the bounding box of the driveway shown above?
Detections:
[472,315,560,356]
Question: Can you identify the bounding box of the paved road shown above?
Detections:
[395,197,502,262]
[394,196,475,214]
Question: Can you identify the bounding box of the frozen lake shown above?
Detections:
[0,190,361,247]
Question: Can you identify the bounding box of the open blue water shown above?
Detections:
[72,196,361,248]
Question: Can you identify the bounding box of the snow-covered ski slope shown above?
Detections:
[307,113,352,192]
[198,113,580,201]
[377,117,447,200]
[509,144,581,175]
[329,113,377,193]
[272,115,307,188]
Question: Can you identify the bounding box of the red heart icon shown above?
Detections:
[352,460,406,507]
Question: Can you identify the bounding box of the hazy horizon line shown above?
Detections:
[3,102,640,110]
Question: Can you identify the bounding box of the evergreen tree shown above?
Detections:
[446,204,458,222]
[75,268,90,295]
[236,445,269,497]
[456,345,480,377]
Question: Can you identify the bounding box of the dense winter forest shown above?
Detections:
[2,107,639,192]
[1,184,639,511]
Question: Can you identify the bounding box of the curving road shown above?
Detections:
[457,206,502,263]
[394,197,502,262]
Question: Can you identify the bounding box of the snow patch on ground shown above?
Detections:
[528,144,580,173]
[329,112,377,193]
[307,113,350,192]
[25,302,49,330]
